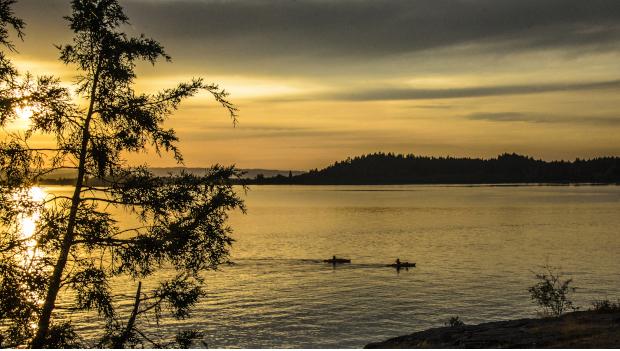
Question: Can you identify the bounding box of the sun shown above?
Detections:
[15,105,34,121]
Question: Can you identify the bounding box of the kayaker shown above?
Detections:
[395,258,401,266]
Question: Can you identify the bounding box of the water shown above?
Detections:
[45,185,620,347]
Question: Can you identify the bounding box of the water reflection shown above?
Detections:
[14,186,46,263]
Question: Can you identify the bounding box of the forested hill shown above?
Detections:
[256,153,620,185]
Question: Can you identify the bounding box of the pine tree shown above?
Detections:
[0,0,243,347]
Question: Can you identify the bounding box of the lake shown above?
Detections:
[47,185,620,348]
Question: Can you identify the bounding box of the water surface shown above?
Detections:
[52,185,620,348]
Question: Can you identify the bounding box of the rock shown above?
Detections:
[365,311,620,348]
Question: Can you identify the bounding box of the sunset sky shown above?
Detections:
[8,0,620,170]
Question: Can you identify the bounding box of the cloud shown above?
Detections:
[120,0,620,55]
[466,112,528,122]
[411,104,456,110]
[8,1,620,168]
[178,124,349,141]
[466,112,620,125]
[265,79,620,102]
[13,0,620,72]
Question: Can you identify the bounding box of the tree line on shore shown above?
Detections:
[251,152,620,185]
[37,152,620,186]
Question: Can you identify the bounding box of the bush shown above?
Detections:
[590,299,620,313]
[528,265,578,317]
[445,316,465,327]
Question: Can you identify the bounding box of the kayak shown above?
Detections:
[387,262,416,268]
[323,258,351,264]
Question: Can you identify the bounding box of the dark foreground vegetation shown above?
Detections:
[252,153,620,185]
[367,268,620,348]
[1,0,241,347]
[365,310,620,348]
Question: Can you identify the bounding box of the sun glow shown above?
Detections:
[20,214,39,238]
[28,186,46,203]
[7,105,35,129]
[15,105,34,121]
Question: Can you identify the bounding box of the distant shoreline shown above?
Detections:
[33,152,620,187]
[238,181,619,186]
[35,179,619,187]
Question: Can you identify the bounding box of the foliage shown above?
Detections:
[590,299,620,313]
[528,266,578,317]
[0,0,24,118]
[0,0,242,348]
[445,316,465,327]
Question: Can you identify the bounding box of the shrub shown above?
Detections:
[590,299,620,313]
[445,316,465,327]
[528,265,578,317]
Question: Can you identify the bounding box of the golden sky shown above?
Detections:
[7,0,620,170]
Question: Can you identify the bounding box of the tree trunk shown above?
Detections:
[30,62,101,348]
[113,282,142,348]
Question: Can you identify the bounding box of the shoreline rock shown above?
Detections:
[365,311,620,348]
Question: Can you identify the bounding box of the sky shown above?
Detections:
[7,0,620,170]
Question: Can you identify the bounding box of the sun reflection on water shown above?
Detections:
[14,186,47,263]
[11,186,49,320]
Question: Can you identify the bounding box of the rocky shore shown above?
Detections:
[365,311,620,348]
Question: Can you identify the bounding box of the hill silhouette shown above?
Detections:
[36,167,303,185]
[251,153,620,185]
